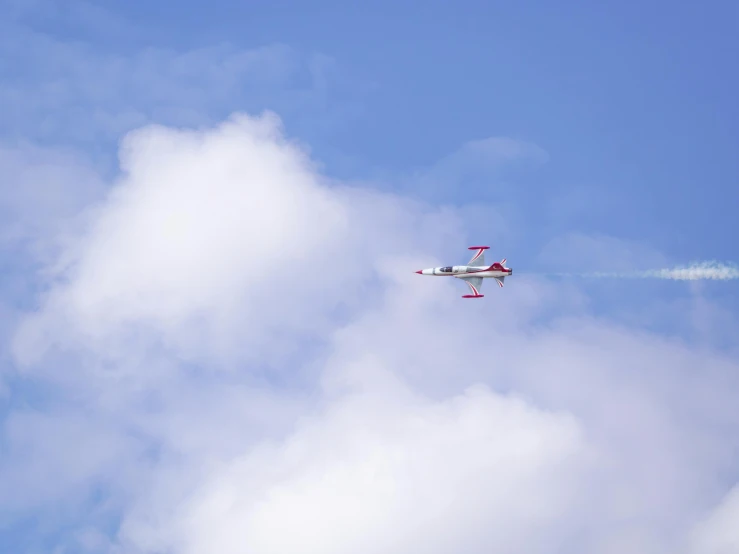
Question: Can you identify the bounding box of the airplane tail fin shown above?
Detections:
[487,259,508,271]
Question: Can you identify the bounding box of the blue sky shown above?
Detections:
[2,1,739,553]
[4,0,738,338]
[5,1,738,260]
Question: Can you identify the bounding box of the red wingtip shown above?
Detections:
[468,246,490,250]
[461,294,484,298]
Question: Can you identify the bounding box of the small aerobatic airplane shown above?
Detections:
[415,246,512,298]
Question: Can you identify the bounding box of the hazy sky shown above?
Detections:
[2,1,739,553]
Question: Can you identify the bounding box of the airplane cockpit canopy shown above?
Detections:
[439,267,453,273]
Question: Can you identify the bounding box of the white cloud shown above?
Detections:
[0,407,141,516]
[691,484,739,554]
[119,382,586,554]
[401,137,548,206]
[3,111,739,554]
[10,112,462,371]
[429,136,549,175]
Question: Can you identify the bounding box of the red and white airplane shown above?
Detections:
[415,246,512,298]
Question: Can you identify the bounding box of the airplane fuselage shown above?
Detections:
[415,246,511,297]
[416,264,512,279]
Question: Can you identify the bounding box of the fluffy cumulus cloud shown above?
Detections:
[11,112,460,372]
[3,111,739,554]
[120,381,586,554]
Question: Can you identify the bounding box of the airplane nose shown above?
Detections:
[416,270,422,274]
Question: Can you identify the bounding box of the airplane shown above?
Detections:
[415,246,512,298]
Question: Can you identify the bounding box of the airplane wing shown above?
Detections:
[459,275,484,298]
[467,246,489,267]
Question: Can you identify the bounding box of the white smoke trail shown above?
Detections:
[636,261,739,281]
[552,262,739,281]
